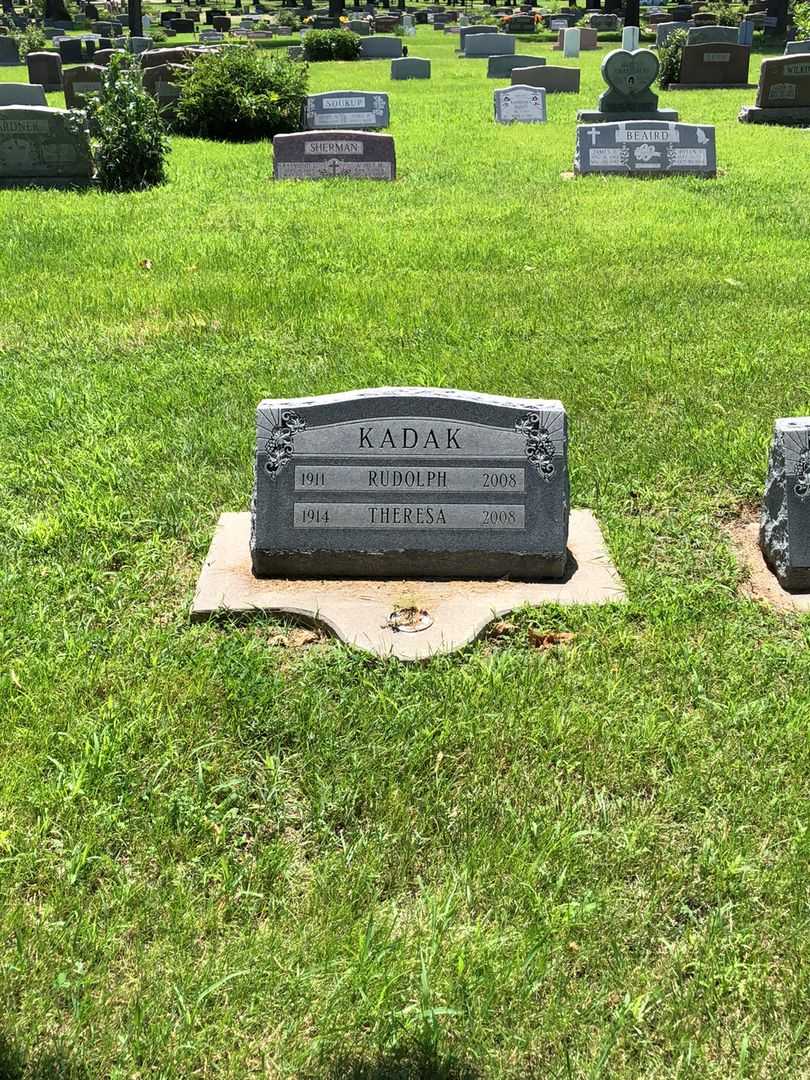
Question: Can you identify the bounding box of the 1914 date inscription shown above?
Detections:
[294,502,525,529]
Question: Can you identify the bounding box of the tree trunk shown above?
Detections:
[44,0,72,21]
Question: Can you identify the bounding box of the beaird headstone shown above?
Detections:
[0,106,94,188]
[251,388,569,579]
[303,91,389,130]
[740,54,810,123]
[574,120,716,176]
[513,63,580,92]
[494,84,547,122]
[760,418,810,591]
[273,130,396,180]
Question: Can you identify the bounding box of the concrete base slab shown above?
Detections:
[739,104,810,124]
[191,509,626,660]
[576,108,679,122]
[670,82,755,90]
[727,518,810,612]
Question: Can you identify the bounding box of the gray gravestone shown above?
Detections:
[142,62,189,114]
[303,91,389,130]
[273,130,396,180]
[129,35,154,52]
[487,53,545,77]
[251,388,569,579]
[577,48,678,122]
[0,105,93,188]
[740,54,810,123]
[760,418,810,590]
[464,32,516,57]
[359,35,402,58]
[62,63,104,108]
[685,24,738,45]
[785,40,810,54]
[513,63,580,92]
[391,56,430,79]
[458,23,495,50]
[589,13,620,29]
[348,18,370,33]
[58,36,83,62]
[506,14,536,32]
[26,52,62,92]
[574,120,716,176]
[0,83,48,106]
[655,21,688,46]
[0,35,19,64]
[672,42,751,87]
[494,84,547,122]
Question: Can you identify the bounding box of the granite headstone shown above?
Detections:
[26,52,62,92]
[464,32,515,56]
[391,56,430,78]
[760,417,810,590]
[62,63,104,108]
[359,35,402,58]
[0,105,93,188]
[577,48,678,121]
[303,91,389,129]
[0,82,47,106]
[513,63,580,91]
[740,54,810,123]
[574,120,716,176]
[273,130,396,179]
[487,52,545,77]
[494,83,547,121]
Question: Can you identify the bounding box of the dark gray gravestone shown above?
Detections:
[505,13,536,31]
[0,82,47,106]
[391,56,430,78]
[464,32,515,56]
[303,90,389,130]
[785,40,810,53]
[685,24,738,45]
[251,388,569,579]
[62,63,104,108]
[273,130,395,179]
[0,106,93,188]
[574,120,716,176]
[494,83,547,121]
[740,54,810,123]
[672,43,751,88]
[513,63,580,92]
[577,48,678,122]
[487,53,545,77]
[760,418,810,590]
[0,34,19,64]
[458,23,496,50]
[655,21,688,46]
[26,52,62,92]
[58,37,83,62]
[359,35,402,57]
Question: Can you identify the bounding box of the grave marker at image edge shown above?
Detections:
[251,388,569,579]
[760,418,810,591]
[740,55,810,124]
[273,130,395,180]
[494,85,547,123]
[303,91,389,130]
[0,106,93,188]
[574,121,716,177]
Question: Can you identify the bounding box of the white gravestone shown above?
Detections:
[494,85,547,123]
[622,25,640,50]
[563,27,580,58]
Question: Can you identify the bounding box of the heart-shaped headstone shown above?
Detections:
[602,48,659,98]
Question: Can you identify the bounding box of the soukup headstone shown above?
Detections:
[0,106,93,188]
[303,90,389,130]
[574,120,716,176]
[760,418,810,590]
[514,63,580,92]
[273,130,396,179]
[740,54,810,124]
[578,48,678,122]
[671,42,751,88]
[251,388,569,579]
[494,84,547,122]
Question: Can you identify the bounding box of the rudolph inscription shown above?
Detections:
[251,388,569,578]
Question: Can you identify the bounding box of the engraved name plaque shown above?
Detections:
[251,387,569,579]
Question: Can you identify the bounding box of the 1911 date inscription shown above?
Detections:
[295,466,525,492]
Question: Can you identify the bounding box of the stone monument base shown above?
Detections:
[669,82,754,90]
[576,108,679,122]
[739,104,810,125]
[191,510,625,660]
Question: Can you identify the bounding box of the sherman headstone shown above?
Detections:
[514,63,580,92]
[391,56,430,78]
[487,53,545,77]
[251,388,569,579]
[760,418,810,591]
[672,42,751,87]
[303,91,389,129]
[577,48,678,122]
[273,130,396,180]
[574,120,716,176]
[0,106,93,188]
[0,82,47,106]
[494,83,547,121]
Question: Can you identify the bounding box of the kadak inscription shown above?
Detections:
[251,388,569,578]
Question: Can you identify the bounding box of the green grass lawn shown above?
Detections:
[2,32,810,1079]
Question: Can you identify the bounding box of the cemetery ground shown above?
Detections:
[2,28,810,1078]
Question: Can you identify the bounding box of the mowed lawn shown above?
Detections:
[2,31,810,1078]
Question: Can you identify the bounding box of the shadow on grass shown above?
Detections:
[0,1035,88,1080]
[317,1044,481,1080]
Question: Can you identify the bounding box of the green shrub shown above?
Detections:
[86,53,169,192]
[657,27,686,88]
[275,10,301,33]
[794,0,810,35]
[302,28,361,61]
[10,22,45,59]
[149,25,168,43]
[173,45,308,141]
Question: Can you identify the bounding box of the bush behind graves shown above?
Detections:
[9,21,45,58]
[302,28,361,62]
[87,53,169,192]
[657,27,686,88]
[173,47,308,141]
[276,10,302,33]
[794,0,810,36]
